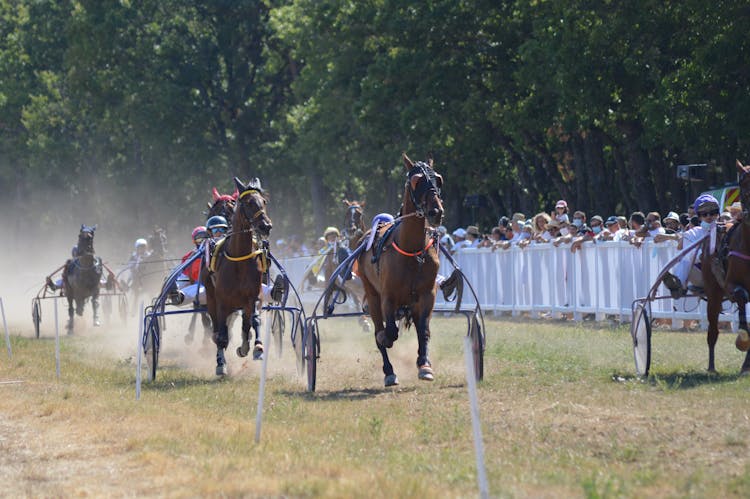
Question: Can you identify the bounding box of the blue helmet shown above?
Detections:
[693,194,719,214]
[206,215,228,230]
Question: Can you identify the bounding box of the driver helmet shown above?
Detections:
[191,226,208,245]
[206,215,229,236]
[134,238,148,250]
[323,226,340,239]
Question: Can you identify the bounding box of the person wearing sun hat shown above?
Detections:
[662,194,720,298]
[729,201,743,223]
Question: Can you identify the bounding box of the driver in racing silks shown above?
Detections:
[168,226,209,306]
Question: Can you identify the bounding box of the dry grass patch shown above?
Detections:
[2,316,750,497]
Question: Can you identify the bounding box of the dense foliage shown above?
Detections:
[2,0,749,242]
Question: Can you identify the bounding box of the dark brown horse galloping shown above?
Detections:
[705,160,750,374]
[63,225,104,332]
[204,177,273,376]
[357,154,444,386]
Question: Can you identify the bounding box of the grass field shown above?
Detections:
[1,313,750,498]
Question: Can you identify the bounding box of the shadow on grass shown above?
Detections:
[277,385,418,402]
[611,370,744,390]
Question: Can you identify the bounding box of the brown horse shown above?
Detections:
[342,199,366,249]
[357,154,444,386]
[203,177,273,376]
[705,160,750,374]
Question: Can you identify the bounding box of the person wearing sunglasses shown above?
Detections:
[662,194,720,299]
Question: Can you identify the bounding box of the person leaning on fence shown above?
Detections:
[654,212,682,243]
[570,213,600,252]
[450,228,467,254]
[437,225,455,251]
[553,219,574,247]
[530,212,552,243]
[662,194,721,299]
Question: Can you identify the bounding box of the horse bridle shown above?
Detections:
[344,204,363,240]
[406,162,442,219]
[236,188,270,233]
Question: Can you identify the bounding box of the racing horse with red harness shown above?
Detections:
[203,177,273,376]
[356,154,444,386]
[705,160,750,374]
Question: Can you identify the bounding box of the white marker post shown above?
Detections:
[464,335,489,499]
[136,302,144,400]
[1,298,11,359]
[255,309,272,443]
[54,299,60,379]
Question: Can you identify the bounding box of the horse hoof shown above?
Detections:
[236,344,250,358]
[375,330,393,349]
[253,344,264,361]
[418,365,434,381]
[736,331,750,352]
[216,364,228,376]
[93,319,101,327]
[384,374,399,387]
[740,370,750,377]
[184,334,194,345]
[359,317,371,333]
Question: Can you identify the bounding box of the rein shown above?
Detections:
[729,250,750,262]
[392,237,435,258]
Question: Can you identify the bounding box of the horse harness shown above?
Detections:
[208,236,268,275]
[370,220,439,272]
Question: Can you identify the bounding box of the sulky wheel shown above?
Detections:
[32,299,42,339]
[305,323,318,392]
[143,316,161,382]
[469,312,484,381]
[271,309,284,359]
[631,302,652,377]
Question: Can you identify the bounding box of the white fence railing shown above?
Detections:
[279,240,738,328]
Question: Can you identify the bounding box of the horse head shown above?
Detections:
[342,199,365,243]
[233,177,273,237]
[77,224,97,255]
[403,153,444,227]
[207,187,238,221]
[148,227,168,257]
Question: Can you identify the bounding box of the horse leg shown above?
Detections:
[375,298,399,349]
[92,292,101,327]
[733,286,750,354]
[201,313,213,347]
[706,294,722,373]
[213,307,230,376]
[415,310,434,381]
[66,296,75,332]
[236,306,262,360]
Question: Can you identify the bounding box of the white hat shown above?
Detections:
[664,211,679,222]
[452,228,467,238]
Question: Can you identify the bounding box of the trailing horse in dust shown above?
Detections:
[356,153,444,386]
[62,225,105,332]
